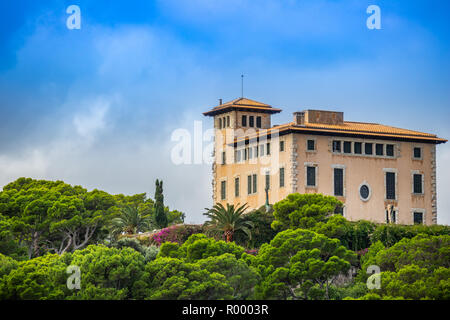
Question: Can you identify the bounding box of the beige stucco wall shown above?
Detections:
[293,135,435,225]
[212,124,437,225]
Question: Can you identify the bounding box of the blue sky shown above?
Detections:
[0,0,449,224]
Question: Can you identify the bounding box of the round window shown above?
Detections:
[359,184,371,201]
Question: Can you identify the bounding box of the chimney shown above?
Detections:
[219,98,223,105]
[294,110,344,125]
[293,112,305,126]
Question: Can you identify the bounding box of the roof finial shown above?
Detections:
[241,74,244,98]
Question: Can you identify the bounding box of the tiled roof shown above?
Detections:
[232,121,447,144]
[203,97,282,116]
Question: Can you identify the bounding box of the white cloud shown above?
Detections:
[73,98,110,140]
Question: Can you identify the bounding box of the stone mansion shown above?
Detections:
[203,97,447,225]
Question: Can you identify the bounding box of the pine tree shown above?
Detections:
[154,179,168,229]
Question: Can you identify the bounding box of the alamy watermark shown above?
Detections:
[366,5,381,30]
[170,121,282,176]
[366,265,381,290]
[66,5,81,30]
[66,265,81,290]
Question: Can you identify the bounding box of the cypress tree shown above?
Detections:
[154,179,168,228]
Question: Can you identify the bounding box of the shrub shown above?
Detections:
[370,224,450,247]
[271,193,341,231]
[149,224,203,246]
[234,207,277,248]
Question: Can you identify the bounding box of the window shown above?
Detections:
[413,174,423,194]
[235,177,240,197]
[307,139,315,151]
[221,151,226,165]
[334,206,344,215]
[344,141,351,154]
[259,144,265,157]
[242,115,247,127]
[254,146,258,158]
[413,212,423,224]
[256,116,262,128]
[265,172,270,190]
[306,166,316,187]
[252,174,257,193]
[354,142,362,154]
[359,184,370,201]
[226,116,230,127]
[376,144,384,156]
[386,172,396,200]
[332,141,341,153]
[365,143,373,155]
[334,168,344,196]
[386,144,394,157]
[280,168,285,187]
[248,147,253,159]
[220,181,226,200]
[247,175,252,195]
[244,148,248,161]
[413,147,422,159]
[236,150,241,163]
[266,142,271,155]
[280,140,285,152]
[219,118,222,129]
[386,209,397,224]
[249,116,254,127]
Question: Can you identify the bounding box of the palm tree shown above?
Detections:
[203,203,253,242]
[110,205,153,238]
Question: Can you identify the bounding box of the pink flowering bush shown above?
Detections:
[150,224,203,246]
[244,249,259,256]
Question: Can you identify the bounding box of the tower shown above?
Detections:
[203,97,282,203]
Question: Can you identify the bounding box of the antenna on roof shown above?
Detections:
[241,74,244,98]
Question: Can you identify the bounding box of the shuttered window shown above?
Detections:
[307,166,316,187]
[249,116,254,127]
[221,181,226,200]
[266,143,271,155]
[265,172,270,190]
[386,172,396,199]
[376,144,384,156]
[413,212,423,224]
[386,144,394,157]
[252,174,257,193]
[332,141,341,152]
[235,177,239,197]
[280,168,285,187]
[307,140,315,151]
[242,115,247,126]
[343,141,351,153]
[280,140,285,152]
[256,116,262,128]
[413,147,422,159]
[354,142,362,154]
[365,143,373,155]
[334,168,344,196]
[413,174,423,194]
[247,175,252,195]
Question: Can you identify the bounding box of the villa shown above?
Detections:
[203,97,447,225]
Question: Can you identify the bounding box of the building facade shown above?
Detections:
[203,97,447,225]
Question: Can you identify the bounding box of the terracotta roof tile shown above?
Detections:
[232,121,446,144]
[203,97,281,116]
